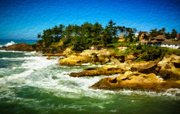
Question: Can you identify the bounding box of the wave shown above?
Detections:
[0,41,16,47]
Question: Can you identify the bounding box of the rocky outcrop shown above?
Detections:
[0,43,35,51]
[59,49,120,65]
[59,55,93,66]
[90,71,180,91]
[131,61,158,74]
[46,57,55,60]
[0,40,66,53]
[125,53,136,63]
[158,55,180,80]
[70,66,125,77]
[43,53,65,56]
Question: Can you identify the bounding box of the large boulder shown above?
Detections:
[110,56,121,64]
[125,53,136,63]
[158,55,180,80]
[90,71,180,91]
[70,65,125,77]
[159,65,180,80]
[63,47,73,56]
[43,53,65,56]
[131,61,157,74]
[59,55,93,66]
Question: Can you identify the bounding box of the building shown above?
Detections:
[149,35,166,44]
[149,35,180,49]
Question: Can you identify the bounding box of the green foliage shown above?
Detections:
[37,21,179,54]
[37,20,139,51]
[171,29,178,39]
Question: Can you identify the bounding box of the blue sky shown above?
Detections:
[0,0,180,40]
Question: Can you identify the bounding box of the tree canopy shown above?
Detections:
[37,20,136,50]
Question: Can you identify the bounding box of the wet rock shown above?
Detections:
[90,72,180,91]
[70,66,125,77]
[43,53,65,56]
[47,56,55,60]
[0,43,35,51]
[165,88,180,96]
[84,67,98,70]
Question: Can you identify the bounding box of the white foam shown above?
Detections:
[0,41,16,48]
[5,41,16,47]
[0,50,22,53]
[0,52,179,100]
[0,56,58,84]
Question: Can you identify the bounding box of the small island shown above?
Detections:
[1,20,180,93]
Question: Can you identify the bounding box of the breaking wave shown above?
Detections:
[0,41,16,47]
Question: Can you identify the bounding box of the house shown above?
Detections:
[149,35,166,44]
[149,35,180,49]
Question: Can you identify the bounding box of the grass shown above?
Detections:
[111,42,180,62]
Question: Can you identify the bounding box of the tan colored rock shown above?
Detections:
[70,66,125,77]
[114,55,125,62]
[172,59,180,68]
[110,56,121,64]
[131,61,157,74]
[159,66,180,80]
[46,56,55,60]
[125,53,136,61]
[158,54,180,67]
[158,55,180,80]
[98,56,109,64]
[59,55,92,66]
[43,53,64,56]
[90,72,180,91]
[80,49,98,56]
[63,47,73,56]
[117,63,131,71]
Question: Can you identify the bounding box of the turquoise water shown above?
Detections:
[0,40,180,114]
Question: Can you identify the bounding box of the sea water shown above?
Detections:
[0,40,180,114]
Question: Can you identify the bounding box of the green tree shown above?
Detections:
[171,29,178,39]
[150,28,158,37]
[144,34,149,41]
[165,32,171,39]
[92,22,103,45]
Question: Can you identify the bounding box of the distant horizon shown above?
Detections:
[0,0,180,40]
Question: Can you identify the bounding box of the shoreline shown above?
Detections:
[1,42,180,95]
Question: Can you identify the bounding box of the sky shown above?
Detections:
[0,0,180,40]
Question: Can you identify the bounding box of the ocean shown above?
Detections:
[0,40,180,114]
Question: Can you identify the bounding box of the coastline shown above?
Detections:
[1,44,180,113]
[1,41,180,94]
